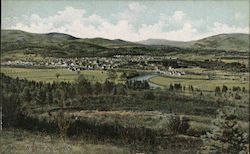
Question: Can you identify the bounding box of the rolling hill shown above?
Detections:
[2,30,189,58]
[46,32,79,40]
[136,39,186,47]
[82,38,140,48]
[137,33,249,51]
[186,33,249,51]
[1,30,249,60]
[1,30,108,57]
[1,30,143,57]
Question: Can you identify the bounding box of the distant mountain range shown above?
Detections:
[1,30,144,57]
[1,29,249,58]
[1,30,139,48]
[137,33,249,51]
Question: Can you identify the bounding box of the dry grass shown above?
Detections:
[1,129,129,154]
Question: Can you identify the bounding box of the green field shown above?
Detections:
[1,52,44,62]
[2,66,248,91]
[149,75,249,91]
[1,67,121,83]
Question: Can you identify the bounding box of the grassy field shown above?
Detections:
[174,53,248,65]
[1,52,44,62]
[1,66,248,91]
[149,75,248,91]
[65,110,248,132]
[1,129,129,154]
[1,67,122,83]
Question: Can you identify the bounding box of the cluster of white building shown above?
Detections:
[155,66,185,76]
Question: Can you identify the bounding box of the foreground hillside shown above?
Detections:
[1,129,129,154]
[2,71,249,153]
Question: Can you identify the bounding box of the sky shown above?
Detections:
[2,0,249,41]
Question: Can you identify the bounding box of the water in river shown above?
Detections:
[129,73,161,88]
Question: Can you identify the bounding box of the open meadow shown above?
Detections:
[149,75,248,91]
[1,67,122,83]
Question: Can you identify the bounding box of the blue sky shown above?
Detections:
[2,0,249,41]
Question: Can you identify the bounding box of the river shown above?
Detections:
[128,73,161,88]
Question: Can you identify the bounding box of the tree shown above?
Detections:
[21,86,32,103]
[242,87,246,93]
[143,90,155,100]
[35,88,46,105]
[93,82,102,95]
[2,93,22,127]
[235,93,242,100]
[188,85,194,92]
[54,89,73,142]
[55,73,60,80]
[142,80,150,89]
[201,108,248,153]
[168,115,190,134]
[102,80,114,94]
[75,75,93,96]
[77,70,80,76]
[46,91,53,105]
[215,86,221,93]
[222,85,228,93]
[116,83,127,95]
[174,83,182,91]
[169,84,174,91]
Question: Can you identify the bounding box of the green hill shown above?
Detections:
[186,33,249,51]
[1,30,143,57]
[1,30,184,58]
[1,30,248,60]
[1,30,113,57]
[46,32,79,40]
[82,38,140,48]
[136,39,186,47]
[137,33,249,51]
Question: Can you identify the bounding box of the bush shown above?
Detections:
[235,93,242,100]
[222,85,228,93]
[143,90,155,100]
[200,109,248,153]
[168,115,190,134]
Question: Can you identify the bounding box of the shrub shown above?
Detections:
[143,90,155,100]
[168,115,190,134]
[200,109,248,153]
[235,93,242,100]
[222,85,228,93]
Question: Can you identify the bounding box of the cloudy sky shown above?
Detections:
[2,0,249,41]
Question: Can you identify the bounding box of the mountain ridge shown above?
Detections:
[137,33,249,51]
[1,29,249,59]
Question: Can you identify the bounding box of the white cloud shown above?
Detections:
[2,16,18,29]
[209,22,249,34]
[172,11,186,21]
[113,2,147,22]
[129,2,147,13]
[137,22,199,41]
[233,12,243,20]
[6,6,249,42]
